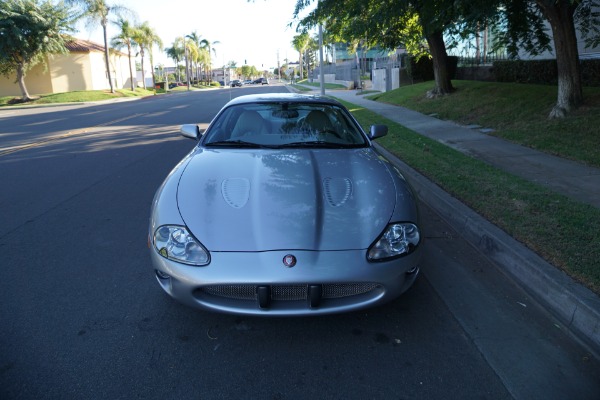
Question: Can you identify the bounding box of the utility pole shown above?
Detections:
[318,23,325,95]
[277,50,281,82]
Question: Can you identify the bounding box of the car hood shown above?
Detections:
[177,148,396,252]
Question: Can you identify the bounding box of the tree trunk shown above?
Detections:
[102,23,115,93]
[16,63,32,101]
[127,45,134,91]
[140,49,147,90]
[536,0,582,118]
[299,50,303,81]
[426,30,454,98]
[150,53,156,88]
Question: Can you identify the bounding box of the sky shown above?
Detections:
[74,0,314,70]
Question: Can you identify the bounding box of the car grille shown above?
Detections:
[200,283,379,301]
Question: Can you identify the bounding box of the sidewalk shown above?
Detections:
[302,86,600,356]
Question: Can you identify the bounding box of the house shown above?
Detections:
[211,67,239,85]
[0,39,133,97]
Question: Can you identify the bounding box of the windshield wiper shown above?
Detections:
[205,140,264,148]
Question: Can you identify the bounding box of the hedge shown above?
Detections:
[493,59,600,86]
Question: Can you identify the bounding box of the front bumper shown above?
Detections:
[150,248,420,316]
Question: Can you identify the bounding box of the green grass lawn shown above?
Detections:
[296,79,348,90]
[367,80,600,168]
[340,81,600,294]
[0,88,156,106]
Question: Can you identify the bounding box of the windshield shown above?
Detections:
[202,102,368,148]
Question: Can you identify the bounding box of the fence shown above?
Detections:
[449,50,509,67]
[312,54,403,89]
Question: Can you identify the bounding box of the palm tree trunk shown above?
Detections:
[140,49,147,90]
[127,45,134,91]
[102,22,115,93]
[149,52,156,88]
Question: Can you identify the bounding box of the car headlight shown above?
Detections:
[367,223,420,261]
[153,225,210,266]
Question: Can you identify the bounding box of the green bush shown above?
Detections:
[494,59,600,86]
[494,60,557,84]
[581,59,600,86]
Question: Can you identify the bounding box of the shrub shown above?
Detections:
[494,59,600,87]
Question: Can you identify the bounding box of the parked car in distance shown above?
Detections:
[251,77,269,85]
[230,79,242,87]
[149,93,422,316]
[168,82,186,89]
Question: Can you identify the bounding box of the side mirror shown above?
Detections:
[180,124,208,140]
[369,124,388,140]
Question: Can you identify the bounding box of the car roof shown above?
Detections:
[223,93,344,108]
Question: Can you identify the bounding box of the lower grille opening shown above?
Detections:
[199,283,379,302]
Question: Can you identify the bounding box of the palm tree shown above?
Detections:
[198,38,219,84]
[110,18,136,90]
[67,0,134,93]
[196,48,210,84]
[292,32,310,80]
[132,21,162,89]
[164,44,184,82]
[186,31,202,83]
[174,36,199,86]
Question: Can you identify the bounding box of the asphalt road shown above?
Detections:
[1,84,599,399]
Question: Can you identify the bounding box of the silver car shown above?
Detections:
[149,93,422,316]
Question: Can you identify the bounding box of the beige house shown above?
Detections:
[0,39,133,97]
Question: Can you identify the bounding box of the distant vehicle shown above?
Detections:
[230,80,242,87]
[252,77,269,85]
[169,82,186,89]
[243,80,252,85]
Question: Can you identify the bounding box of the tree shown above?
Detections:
[164,43,184,82]
[478,0,599,118]
[173,35,198,86]
[533,0,597,118]
[198,38,219,84]
[0,0,74,101]
[67,0,133,93]
[292,32,310,80]
[132,21,162,89]
[110,17,136,90]
[294,0,458,96]
[186,31,211,84]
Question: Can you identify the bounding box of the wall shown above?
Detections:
[0,62,53,97]
[49,52,92,93]
[0,50,132,97]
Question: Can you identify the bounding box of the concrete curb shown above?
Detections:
[374,143,600,357]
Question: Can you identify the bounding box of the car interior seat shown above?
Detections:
[231,110,269,138]
[303,110,334,133]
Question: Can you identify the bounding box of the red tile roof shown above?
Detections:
[65,38,126,56]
